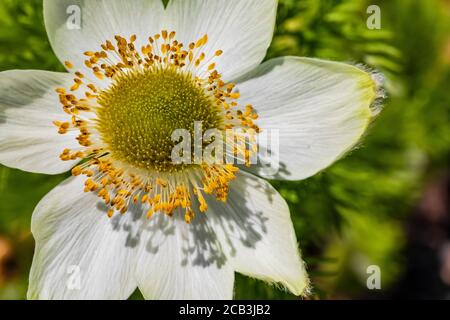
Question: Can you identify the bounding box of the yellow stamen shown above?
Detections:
[64,61,74,69]
[53,30,260,223]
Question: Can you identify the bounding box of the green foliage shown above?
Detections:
[0,0,62,72]
[0,0,449,299]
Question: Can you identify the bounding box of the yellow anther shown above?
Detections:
[72,166,82,176]
[156,178,168,188]
[64,61,74,69]
[87,84,98,93]
[195,34,208,48]
[70,83,80,91]
[244,104,253,116]
[106,40,115,50]
[184,210,194,224]
[230,92,241,99]
[94,72,104,80]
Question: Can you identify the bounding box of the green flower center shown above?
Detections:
[96,68,224,172]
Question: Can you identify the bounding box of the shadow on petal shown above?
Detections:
[92,173,277,272]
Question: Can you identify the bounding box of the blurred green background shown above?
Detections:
[0,0,449,300]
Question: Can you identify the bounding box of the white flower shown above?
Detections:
[0,0,383,300]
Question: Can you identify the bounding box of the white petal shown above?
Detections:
[163,0,277,81]
[44,0,165,73]
[207,171,309,296]
[135,213,234,300]
[237,57,380,180]
[0,70,80,174]
[28,176,138,300]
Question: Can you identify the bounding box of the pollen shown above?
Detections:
[96,68,223,172]
[54,30,260,223]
